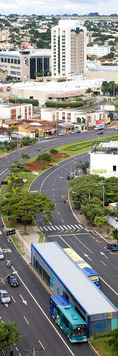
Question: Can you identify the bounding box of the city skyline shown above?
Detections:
[0,0,118,17]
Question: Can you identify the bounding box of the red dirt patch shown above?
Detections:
[24,153,69,171]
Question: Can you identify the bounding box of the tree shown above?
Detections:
[0,321,20,355]
[6,126,16,137]
[94,216,107,227]
[0,193,55,233]
[8,159,29,173]
[21,153,30,160]
[21,136,38,147]
[108,329,118,350]
[37,152,52,162]
[76,160,89,174]
[81,197,105,224]
[50,149,58,155]
[111,228,118,243]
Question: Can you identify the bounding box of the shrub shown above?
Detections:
[41,152,52,161]
[37,152,52,161]
[21,137,38,147]
[50,148,58,155]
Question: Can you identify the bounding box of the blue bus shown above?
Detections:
[49,295,87,343]
[64,248,100,288]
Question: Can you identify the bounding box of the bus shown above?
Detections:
[49,295,87,343]
[64,248,100,288]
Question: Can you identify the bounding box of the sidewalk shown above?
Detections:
[5,224,41,265]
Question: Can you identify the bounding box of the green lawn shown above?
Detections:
[90,333,118,356]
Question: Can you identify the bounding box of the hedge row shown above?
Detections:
[9,98,39,106]
[45,101,86,108]
[65,143,92,151]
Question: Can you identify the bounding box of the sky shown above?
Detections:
[0,0,118,17]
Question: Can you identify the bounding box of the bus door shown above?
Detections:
[61,315,70,337]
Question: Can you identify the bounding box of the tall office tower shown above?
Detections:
[51,19,86,78]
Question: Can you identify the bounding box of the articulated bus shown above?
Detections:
[49,295,87,343]
[64,248,100,288]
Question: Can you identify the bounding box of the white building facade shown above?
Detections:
[89,141,118,178]
[51,19,86,78]
[86,44,110,57]
[41,107,109,128]
[0,103,32,123]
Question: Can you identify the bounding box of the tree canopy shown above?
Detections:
[70,174,118,225]
[0,193,55,232]
[0,321,20,355]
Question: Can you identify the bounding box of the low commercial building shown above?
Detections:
[31,241,118,338]
[41,107,110,130]
[86,44,110,57]
[89,141,118,178]
[0,103,32,125]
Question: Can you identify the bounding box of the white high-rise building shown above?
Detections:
[51,19,86,78]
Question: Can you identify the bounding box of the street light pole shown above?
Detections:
[24,347,44,355]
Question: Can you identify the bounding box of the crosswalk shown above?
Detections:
[39,223,83,233]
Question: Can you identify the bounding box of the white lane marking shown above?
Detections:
[38,340,45,350]
[43,226,48,231]
[47,226,52,231]
[20,294,27,305]
[62,225,67,229]
[24,316,29,324]
[14,272,76,356]
[101,260,107,267]
[75,224,81,229]
[67,225,71,229]
[50,225,56,231]
[58,211,60,215]
[73,234,93,254]
[55,226,60,230]
[84,253,92,261]
[12,296,16,303]
[59,225,63,229]
[70,225,75,229]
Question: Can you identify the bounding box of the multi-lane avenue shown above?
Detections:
[0,128,118,355]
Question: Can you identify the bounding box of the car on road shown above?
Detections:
[0,290,11,304]
[0,248,4,260]
[106,243,118,251]
[44,135,51,139]
[7,274,19,287]
[98,131,103,135]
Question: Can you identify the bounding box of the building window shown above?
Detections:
[63,291,69,302]
[113,165,116,171]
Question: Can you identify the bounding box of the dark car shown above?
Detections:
[7,274,19,287]
[106,243,118,251]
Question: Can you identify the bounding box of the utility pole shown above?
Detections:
[24,346,44,355]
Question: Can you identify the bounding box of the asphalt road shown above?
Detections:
[30,152,118,310]
[0,128,118,355]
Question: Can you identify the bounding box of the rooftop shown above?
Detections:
[32,242,118,316]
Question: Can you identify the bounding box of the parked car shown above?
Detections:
[0,290,11,304]
[0,248,4,260]
[106,243,118,251]
[7,274,19,287]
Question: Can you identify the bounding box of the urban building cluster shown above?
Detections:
[0,15,117,141]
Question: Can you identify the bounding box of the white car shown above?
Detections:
[0,248,4,260]
[0,290,11,304]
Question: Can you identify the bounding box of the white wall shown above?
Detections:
[90,152,118,177]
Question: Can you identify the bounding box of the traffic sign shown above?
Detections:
[6,229,16,236]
